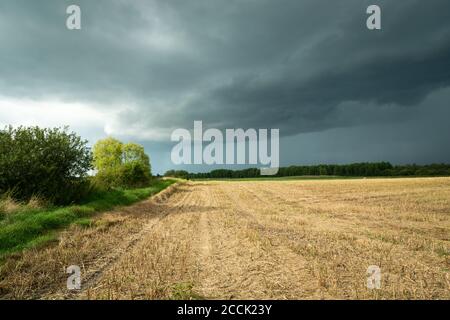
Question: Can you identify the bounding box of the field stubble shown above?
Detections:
[0,178,449,299]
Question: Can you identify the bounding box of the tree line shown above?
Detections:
[165,162,450,179]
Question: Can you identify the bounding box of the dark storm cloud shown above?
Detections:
[174,0,450,135]
[1,0,450,142]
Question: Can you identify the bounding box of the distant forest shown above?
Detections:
[164,162,450,179]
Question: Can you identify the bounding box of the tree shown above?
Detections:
[123,143,151,175]
[121,143,151,186]
[92,137,123,171]
[92,138,152,188]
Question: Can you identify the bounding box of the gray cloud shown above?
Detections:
[0,0,450,173]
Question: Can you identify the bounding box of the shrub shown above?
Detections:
[0,126,93,204]
[93,168,123,189]
[120,162,151,187]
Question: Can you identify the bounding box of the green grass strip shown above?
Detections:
[0,179,176,258]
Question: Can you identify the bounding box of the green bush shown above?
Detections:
[92,138,152,188]
[120,161,151,187]
[0,126,93,204]
[94,167,124,189]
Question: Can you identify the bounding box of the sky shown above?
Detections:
[1,0,449,174]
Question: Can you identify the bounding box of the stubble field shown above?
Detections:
[1,178,449,299]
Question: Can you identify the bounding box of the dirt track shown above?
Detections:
[1,178,450,299]
[79,181,326,299]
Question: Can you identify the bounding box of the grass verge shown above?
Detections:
[0,179,176,259]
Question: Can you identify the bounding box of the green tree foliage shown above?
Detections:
[0,126,93,204]
[123,143,151,174]
[93,138,152,188]
[121,143,152,186]
[92,137,123,171]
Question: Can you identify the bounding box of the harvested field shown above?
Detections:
[1,178,450,299]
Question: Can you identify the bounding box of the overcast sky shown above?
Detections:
[1,0,449,174]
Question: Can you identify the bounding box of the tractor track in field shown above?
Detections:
[62,189,191,299]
